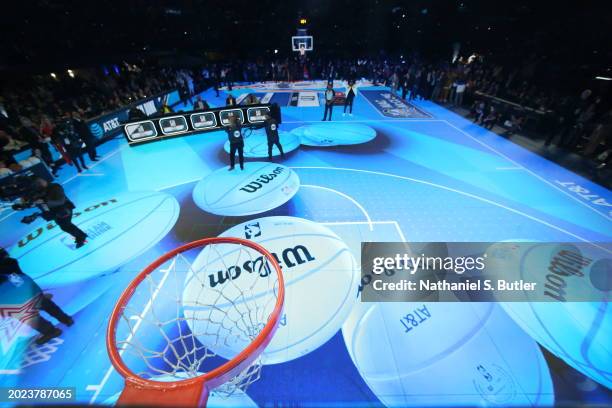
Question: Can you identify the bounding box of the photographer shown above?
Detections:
[25,178,88,248]
[226,115,244,171]
[264,114,284,160]
[0,247,74,345]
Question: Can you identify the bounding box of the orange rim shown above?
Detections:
[106,236,285,391]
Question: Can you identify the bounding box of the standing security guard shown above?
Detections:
[226,115,244,171]
[264,114,284,160]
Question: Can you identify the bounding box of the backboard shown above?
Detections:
[291,36,313,53]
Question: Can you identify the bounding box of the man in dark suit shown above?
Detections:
[30,177,88,247]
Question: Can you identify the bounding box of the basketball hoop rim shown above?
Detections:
[106,236,285,392]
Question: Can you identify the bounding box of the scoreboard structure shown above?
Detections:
[122,103,281,146]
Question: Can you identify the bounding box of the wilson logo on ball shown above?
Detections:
[543,249,591,302]
[208,244,315,288]
[240,166,285,193]
[17,198,119,248]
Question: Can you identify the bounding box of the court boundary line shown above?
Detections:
[301,185,373,231]
[320,220,406,242]
[439,119,612,222]
[292,166,611,252]
[283,119,442,124]
[154,177,203,192]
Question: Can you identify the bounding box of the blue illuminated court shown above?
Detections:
[1,82,610,406]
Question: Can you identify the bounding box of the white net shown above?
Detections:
[112,240,282,397]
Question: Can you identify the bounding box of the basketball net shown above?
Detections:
[107,238,284,407]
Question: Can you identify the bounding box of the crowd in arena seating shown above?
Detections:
[209,56,610,159]
[0,65,196,176]
[202,56,611,172]
[1,55,610,181]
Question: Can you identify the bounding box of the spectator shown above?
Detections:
[161,103,174,114]
[453,77,466,107]
[482,106,498,129]
[473,101,486,125]
[128,107,147,120]
[194,96,210,110]
[225,94,237,106]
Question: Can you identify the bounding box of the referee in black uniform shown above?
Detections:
[264,114,284,160]
[226,115,244,170]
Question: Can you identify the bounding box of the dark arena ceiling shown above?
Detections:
[0,0,610,73]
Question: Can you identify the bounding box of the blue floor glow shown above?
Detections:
[0,83,610,406]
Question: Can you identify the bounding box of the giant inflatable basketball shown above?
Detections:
[9,191,180,288]
[291,123,376,146]
[192,162,300,216]
[342,301,555,406]
[486,242,611,388]
[183,216,360,364]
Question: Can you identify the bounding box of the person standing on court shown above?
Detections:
[71,111,99,161]
[264,114,284,160]
[226,115,244,171]
[30,177,88,248]
[0,247,74,345]
[53,113,88,173]
[343,80,358,117]
[322,82,336,121]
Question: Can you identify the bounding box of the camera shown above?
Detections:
[0,175,46,223]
